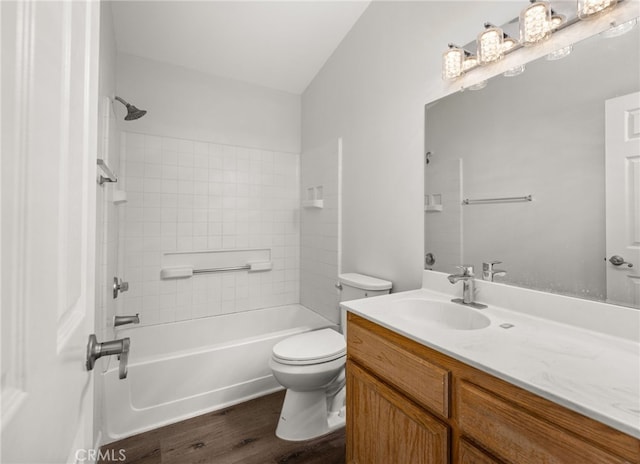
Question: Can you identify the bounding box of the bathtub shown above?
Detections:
[102,304,337,442]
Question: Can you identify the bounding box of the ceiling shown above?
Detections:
[110,1,371,95]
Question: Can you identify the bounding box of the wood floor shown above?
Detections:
[100,391,345,464]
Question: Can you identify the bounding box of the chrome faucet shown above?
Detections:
[114,313,140,327]
[482,261,507,282]
[447,265,487,309]
[86,334,130,379]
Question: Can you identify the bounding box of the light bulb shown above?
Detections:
[520,1,552,46]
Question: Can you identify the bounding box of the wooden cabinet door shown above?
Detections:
[346,360,448,464]
[459,439,504,464]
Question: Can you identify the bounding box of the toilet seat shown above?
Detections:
[272,328,346,366]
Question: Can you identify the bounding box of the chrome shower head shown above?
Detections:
[114,96,147,121]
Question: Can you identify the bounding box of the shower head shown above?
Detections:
[114,96,147,121]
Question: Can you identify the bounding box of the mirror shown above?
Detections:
[425,23,640,308]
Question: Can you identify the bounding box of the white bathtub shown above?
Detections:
[102,304,336,442]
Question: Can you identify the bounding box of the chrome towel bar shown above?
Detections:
[193,265,251,274]
[463,195,532,205]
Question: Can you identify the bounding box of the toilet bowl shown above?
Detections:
[269,273,392,441]
[269,328,346,441]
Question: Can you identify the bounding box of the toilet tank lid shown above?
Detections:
[338,273,392,291]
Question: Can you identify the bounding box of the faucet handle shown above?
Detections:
[482,261,502,271]
[456,265,474,276]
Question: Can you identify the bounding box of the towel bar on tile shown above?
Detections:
[193,265,250,274]
[463,195,532,205]
[160,261,272,279]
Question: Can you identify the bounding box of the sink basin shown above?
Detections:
[391,299,491,330]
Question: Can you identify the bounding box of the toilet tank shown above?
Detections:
[338,273,392,335]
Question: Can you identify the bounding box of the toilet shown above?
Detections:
[269,273,392,441]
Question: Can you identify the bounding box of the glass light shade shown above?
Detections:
[546,45,573,60]
[477,26,504,65]
[442,46,465,80]
[578,0,617,19]
[463,55,478,71]
[520,1,552,46]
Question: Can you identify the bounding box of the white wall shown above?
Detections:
[116,53,301,154]
[301,1,522,292]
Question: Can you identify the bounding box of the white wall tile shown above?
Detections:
[120,133,300,325]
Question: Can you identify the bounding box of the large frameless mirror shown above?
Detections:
[424,20,640,308]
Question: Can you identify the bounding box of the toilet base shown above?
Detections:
[275,389,346,441]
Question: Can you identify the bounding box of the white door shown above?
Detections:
[1,1,100,463]
[605,91,640,308]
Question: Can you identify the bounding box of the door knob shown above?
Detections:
[86,334,130,379]
[608,255,633,268]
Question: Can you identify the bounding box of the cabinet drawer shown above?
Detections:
[348,320,449,417]
[458,382,631,464]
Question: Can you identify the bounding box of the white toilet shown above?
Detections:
[269,273,392,441]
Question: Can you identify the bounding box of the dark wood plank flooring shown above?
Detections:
[100,391,345,464]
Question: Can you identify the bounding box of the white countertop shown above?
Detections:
[341,283,640,439]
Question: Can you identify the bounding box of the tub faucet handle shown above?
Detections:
[113,277,129,299]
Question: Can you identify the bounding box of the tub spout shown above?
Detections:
[114,314,140,327]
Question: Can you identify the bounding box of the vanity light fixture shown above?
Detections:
[477,23,505,65]
[440,0,625,84]
[578,0,617,19]
[442,44,465,80]
[520,0,552,46]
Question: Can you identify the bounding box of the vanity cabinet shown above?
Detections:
[346,313,640,464]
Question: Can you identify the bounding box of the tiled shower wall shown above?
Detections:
[118,132,300,326]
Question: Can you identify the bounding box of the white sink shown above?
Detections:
[391,299,491,330]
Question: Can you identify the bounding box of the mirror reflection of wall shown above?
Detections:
[425,25,640,307]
